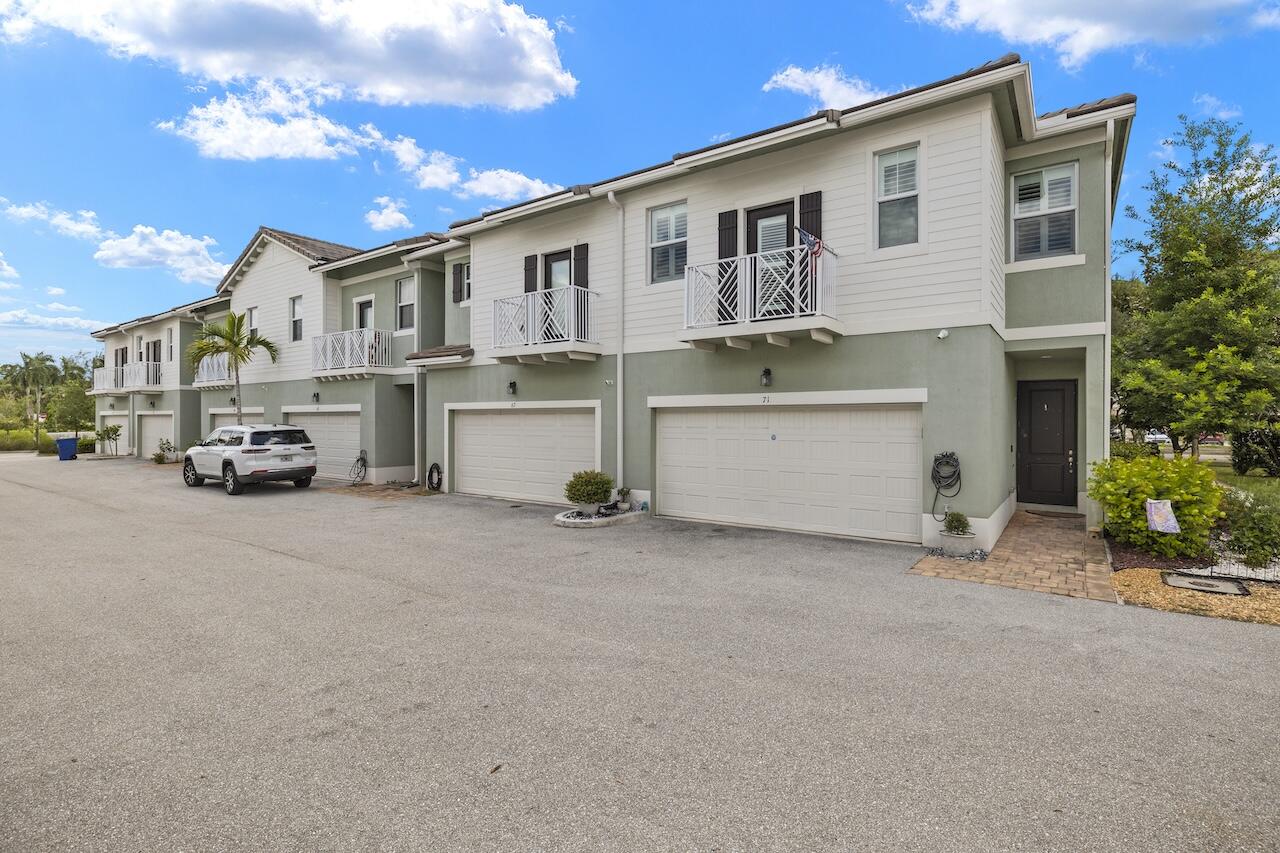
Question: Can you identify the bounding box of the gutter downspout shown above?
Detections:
[607,191,625,493]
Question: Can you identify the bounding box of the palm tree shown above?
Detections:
[10,352,58,446]
[187,312,279,425]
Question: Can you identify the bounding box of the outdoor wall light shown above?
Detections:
[937,328,950,340]
[229,396,236,405]
[760,368,773,387]
[507,380,518,396]
[312,392,320,403]
[148,400,155,409]
[108,402,115,410]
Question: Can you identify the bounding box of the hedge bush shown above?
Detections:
[1110,440,1160,461]
[564,469,614,505]
[1088,456,1222,557]
[0,428,37,451]
[77,435,96,452]
[1229,428,1280,476]
[1222,489,1280,568]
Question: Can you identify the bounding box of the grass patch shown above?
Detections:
[1207,462,1280,499]
[1113,568,1280,627]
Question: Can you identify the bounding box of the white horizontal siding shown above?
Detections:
[983,105,1007,328]
[227,240,323,383]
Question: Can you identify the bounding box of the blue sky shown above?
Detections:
[1,0,1278,362]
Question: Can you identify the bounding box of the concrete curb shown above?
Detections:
[553,509,647,529]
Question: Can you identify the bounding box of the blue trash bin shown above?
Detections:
[55,436,79,461]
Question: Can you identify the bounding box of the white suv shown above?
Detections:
[183,424,319,495]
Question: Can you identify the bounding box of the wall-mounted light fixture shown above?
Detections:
[148,399,155,409]
[108,402,115,410]
[229,396,236,405]
[507,380,518,396]
[936,329,950,340]
[312,392,320,403]
[760,368,773,388]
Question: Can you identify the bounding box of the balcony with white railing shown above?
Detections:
[488,285,601,364]
[193,352,233,389]
[91,362,163,394]
[311,327,393,379]
[680,244,845,350]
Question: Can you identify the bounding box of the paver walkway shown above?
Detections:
[911,510,1116,602]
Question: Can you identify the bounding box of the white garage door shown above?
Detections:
[287,412,361,481]
[100,414,129,455]
[657,405,922,543]
[136,414,173,458]
[455,408,595,504]
[211,413,241,431]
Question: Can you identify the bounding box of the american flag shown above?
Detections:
[797,227,823,258]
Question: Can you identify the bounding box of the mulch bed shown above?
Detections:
[1105,535,1215,572]
[1112,568,1280,627]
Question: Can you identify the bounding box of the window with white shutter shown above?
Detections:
[1010,163,1077,261]
[876,145,919,248]
[649,201,688,283]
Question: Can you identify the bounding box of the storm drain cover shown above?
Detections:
[1162,573,1249,596]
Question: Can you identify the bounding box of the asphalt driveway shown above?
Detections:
[1,453,1277,851]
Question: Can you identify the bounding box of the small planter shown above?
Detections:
[576,502,601,516]
[617,501,632,512]
[940,531,977,558]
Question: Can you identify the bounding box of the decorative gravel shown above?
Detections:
[922,547,989,562]
[1113,568,1280,626]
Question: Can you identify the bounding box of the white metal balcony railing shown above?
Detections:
[312,327,393,372]
[193,352,231,385]
[492,285,598,349]
[684,244,838,329]
[93,362,162,391]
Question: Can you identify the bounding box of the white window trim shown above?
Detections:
[647,200,688,286]
[1004,254,1087,274]
[1007,161,1080,264]
[166,327,174,362]
[458,262,472,307]
[394,276,415,335]
[867,137,928,260]
[351,293,376,330]
[245,306,259,337]
[289,296,303,342]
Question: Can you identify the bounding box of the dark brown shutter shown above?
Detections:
[523,254,538,292]
[572,243,588,288]
[451,263,464,303]
[799,191,822,239]
[717,210,738,259]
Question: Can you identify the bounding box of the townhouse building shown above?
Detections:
[92,53,1135,552]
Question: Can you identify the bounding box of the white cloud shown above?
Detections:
[907,0,1252,69]
[0,250,17,279]
[1193,93,1242,119]
[709,131,732,143]
[45,286,65,296]
[0,308,107,331]
[39,301,81,311]
[0,282,19,291]
[365,196,413,232]
[1254,5,1280,27]
[1151,140,1179,163]
[555,16,575,33]
[2,200,107,240]
[456,168,562,201]
[762,65,893,109]
[437,206,455,217]
[0,0,577,110]
[94,226,229,285]
[158,82,368,160]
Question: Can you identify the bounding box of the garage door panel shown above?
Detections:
[137,415,173,458]
[101,414,129,454]
[288,413,361,481]
[455,408,595,504]
[657,405,922,543]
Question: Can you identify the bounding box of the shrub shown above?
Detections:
[1222,489,1280,568]
[1088,456,1222,557]
[1229,428,1280,476]
[564,469,614,505]
[77,435,96,452]
[943,511,971,535]
[1110,440,1159,461]
[35,432,56,455]
[152,437,176,463]
[0,428,35,451]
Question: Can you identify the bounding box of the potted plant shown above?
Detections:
[616,487,632,512]
[564,469,614,516]
[939,511,976,557]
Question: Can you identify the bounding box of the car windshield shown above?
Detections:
[250,429,311,446]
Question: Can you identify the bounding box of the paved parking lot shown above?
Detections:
[2,453,1278,851]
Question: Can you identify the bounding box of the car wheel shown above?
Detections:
[223,464,245,495]
[183,459,204,487]
[293,476,312,488]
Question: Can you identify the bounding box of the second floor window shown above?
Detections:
[114,346,127,367]
[166,328,174,361]
[649,202,687,283]
[876,145,919,249]
[289,296,302,342]
[246,306,258,337]
[462,262,471,302]
[397,278,415,330]
[1011,163,1077,261]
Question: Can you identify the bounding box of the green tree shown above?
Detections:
[9,352,59,444]
[1116,116,1280,457]
[187,312,279,425]
[45,379,94,433]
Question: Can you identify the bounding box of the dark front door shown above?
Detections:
[1017,380,1077,506]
